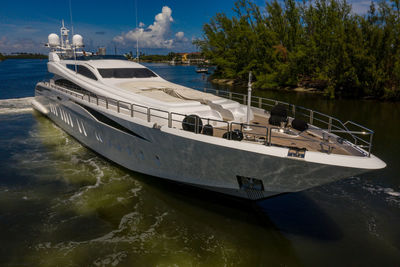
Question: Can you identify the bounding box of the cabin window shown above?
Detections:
[66,64,98,80]
[97,68,157,78]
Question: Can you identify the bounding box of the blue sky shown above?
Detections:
[0,0,373,55]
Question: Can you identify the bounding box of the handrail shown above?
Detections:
[41,82,374,157]
[201,87,373,156]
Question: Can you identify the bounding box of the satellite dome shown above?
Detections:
[72,34,83,47]
[48,33,60,47]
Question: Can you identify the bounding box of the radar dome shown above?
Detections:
[48,33,60,47]
[72,34,83,47]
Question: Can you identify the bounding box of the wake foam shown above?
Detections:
[0,97,33,114]
[362,183,400,197]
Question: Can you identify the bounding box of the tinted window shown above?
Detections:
[66,64,76,71]
[62,55,128,61]
[98,68,157,78]
[66,64,98,80]
[55,79,95,96]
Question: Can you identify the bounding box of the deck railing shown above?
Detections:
[42,82,373,157]
[201,87,374,156]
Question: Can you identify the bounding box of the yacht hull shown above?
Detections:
[33,85,368,200]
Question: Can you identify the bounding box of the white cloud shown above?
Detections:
[0,36,44,53]
[175,31,184,40]
[113,6,189,49]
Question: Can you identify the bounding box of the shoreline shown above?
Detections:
[0,54,47,60]
[210,78,398,101]
[211,78,324,95]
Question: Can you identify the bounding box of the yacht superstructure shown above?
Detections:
[33,24,386,200]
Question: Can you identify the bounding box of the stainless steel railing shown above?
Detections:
[201,87,374,156]
[40,82,373,157]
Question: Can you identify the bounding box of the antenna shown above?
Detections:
[69,0,74,36]
[245,71,252,131]
[135,0,139,62]
[60,19,65,48]
[69,0,77,73]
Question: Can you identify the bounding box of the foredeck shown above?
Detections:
[39,82,373,158]
[226,114,364,156]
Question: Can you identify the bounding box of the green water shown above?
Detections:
[0,60,399,266]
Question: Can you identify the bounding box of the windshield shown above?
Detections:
[61,55,128,61]
[98,68,157,78]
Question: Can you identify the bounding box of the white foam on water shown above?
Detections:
[339,177,400,202]
[93,251,127,267]
[359,181,400,208]
[0,97,34,114]
[362,183,400,198]
[130,185,142,197]
[91,210,167,250]
[69,157,104,201]
[86,158,104,188]
[383,188,400,197]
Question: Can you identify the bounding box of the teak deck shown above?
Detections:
[213,113,363,157]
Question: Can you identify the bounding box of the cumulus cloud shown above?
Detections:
[175,31,184,40]
[113,6,189,49]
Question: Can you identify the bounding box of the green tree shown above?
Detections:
[195,0,400,100]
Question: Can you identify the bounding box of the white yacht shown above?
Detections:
[33,24,386,200]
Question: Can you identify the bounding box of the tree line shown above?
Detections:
[194,0,400,100]
[0,53,47,60]
[125,52,204,62]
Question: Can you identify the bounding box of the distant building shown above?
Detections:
[174,52,205,65]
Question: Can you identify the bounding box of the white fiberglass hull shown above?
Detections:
[33,84,384,200]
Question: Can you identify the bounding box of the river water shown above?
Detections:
[0,59,399,266]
